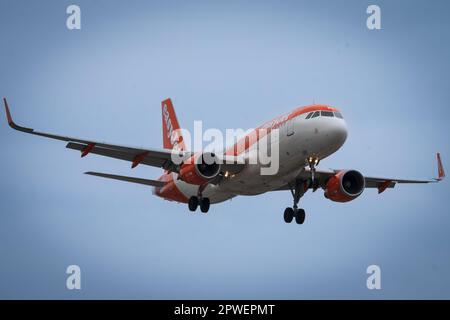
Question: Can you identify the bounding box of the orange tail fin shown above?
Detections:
[161,98,186,151]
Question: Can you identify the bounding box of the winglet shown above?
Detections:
[437,152,445,181]
[3,97,14,126]
[3,98,33,133]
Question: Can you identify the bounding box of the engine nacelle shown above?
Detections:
[179,152,221,185]
[324,170,365,202]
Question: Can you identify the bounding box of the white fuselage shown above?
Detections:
[160,109,348,203]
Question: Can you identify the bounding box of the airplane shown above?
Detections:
[3,97,445,225]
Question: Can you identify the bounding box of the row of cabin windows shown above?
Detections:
[305,110,343,119]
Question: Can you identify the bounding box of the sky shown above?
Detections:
[0,0,449,299]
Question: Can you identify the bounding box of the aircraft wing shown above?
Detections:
[85,171,165,187]
[276,153,445,193]
[3,98,193,172]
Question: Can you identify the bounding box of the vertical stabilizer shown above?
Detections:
[161,98,186,151]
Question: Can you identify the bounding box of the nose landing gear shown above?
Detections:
[307,156,320,183]
[284,179,308,225]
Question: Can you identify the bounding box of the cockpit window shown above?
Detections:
[321,111,334,117]
[305,112,313,119]
[334,112,343,119]
[311,111,320,118]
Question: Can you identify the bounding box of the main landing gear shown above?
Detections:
[188,196,210,213]
[284,156,320,225]
[284,207,305,224]
[284,179,308,225]
[188,184,210,213]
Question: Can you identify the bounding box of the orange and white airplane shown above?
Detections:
[3,98,445,224]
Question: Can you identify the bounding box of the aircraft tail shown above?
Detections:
[161,98,186,151]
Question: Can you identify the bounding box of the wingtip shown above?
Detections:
[437,152,445,180]
[3,97,13,125]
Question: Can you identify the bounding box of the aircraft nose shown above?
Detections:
[333,119,348,145]
[324,118,347,149]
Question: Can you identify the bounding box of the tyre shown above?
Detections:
[188,196,198,212]
[295,209,306,224]
[284,207,294,223]
[200,197,210,213]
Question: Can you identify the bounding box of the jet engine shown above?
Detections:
[324,170,365,202]
[179,152,221,185]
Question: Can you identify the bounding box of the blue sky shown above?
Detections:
[0,0,449,299]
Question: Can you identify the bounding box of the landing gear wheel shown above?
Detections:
[286,179,308,224]
[200,198,210,213]
[294,209,306,224]
[188,196,198,212]
[284,207,294,223]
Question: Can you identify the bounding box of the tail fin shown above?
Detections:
[161,98,186,151]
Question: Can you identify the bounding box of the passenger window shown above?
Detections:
[321,111,334,117]
[311,111,320,118]
[305,112,313,119]
[334,112,343,119]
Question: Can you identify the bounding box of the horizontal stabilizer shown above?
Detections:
[85,171,165,188]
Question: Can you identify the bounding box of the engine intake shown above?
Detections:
[324,170,365,202]
[179,152,221,185]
